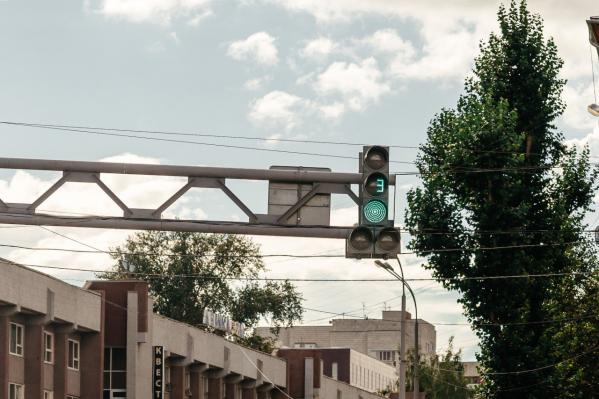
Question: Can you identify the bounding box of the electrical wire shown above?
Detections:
[4,260,593,282]
[5,120,598,161]
[0,120,417,149]
[39,226,105,253]
[484,345,599,376]
[0,234,594,256]
[3,121,598,174]
[0,122,413,165]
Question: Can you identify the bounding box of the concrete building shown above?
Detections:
[277,349,396,394]
[462,361,481,388]
[277,349,392,399]
[0,258,388,399]
[255,311,436,367]
[0,258,286,399]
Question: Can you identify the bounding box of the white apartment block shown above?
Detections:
[256,310,436,367]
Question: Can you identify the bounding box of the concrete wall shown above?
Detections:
[256,311,437,366]
[348,350,395,393]
[153,314,287,388]
[320,376,384,399]
[255,326,333,349]
[0,259,102,332]
[278,348,396,397]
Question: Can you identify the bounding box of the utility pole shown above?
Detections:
[399,287,407,399]
[374,259,415,399]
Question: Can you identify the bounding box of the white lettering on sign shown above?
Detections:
[153,346,165,399]
[202,309,246,337]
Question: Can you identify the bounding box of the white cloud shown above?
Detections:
[388,25,478,82]
[260,0,595,81]
[566,124,599,155]
[314,57,390,111]
[319,102,346,120]
[562,83,599,131]
[300,37,337,59]
[244,76,270,91]
[98,0,212,24]
[228,32,279,66]
[361,29,415,57]
[248,90,312,130]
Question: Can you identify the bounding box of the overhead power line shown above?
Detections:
[6,260,592,281]
[0,120,418,148]
[0,235,592,257]
[4,121,598,175]
[0,121,414,165]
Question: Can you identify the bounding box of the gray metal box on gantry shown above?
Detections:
[268,166,331,226]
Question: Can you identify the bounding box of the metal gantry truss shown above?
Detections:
[0,157,396,239]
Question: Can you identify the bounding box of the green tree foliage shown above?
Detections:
[406,337,472,399]
[404,1,599,397]
[98,231,303,352]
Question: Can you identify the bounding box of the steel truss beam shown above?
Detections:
[0,157,394,238]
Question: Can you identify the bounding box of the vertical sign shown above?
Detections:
[153,346,164,399]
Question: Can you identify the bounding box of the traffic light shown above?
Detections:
[361,146,390,226]
[346,146,401,259]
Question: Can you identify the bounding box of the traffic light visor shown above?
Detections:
[589,17,599,48]
[364,146,388,170]
[377,228,401,251]
[349,227,374,250]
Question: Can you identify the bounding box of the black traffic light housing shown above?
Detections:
[588,17,599,55]
[346,146,401,259]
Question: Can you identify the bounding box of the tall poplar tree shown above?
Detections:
[405,1,599,397]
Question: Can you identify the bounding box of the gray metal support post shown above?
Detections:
[413,319,419,399]
[399,293,406,399]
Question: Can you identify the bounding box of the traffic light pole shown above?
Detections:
[0,156,396,239]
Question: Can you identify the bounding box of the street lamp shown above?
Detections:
[587,17,599,117]
[374,259,419,399]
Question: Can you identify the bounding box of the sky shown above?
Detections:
[1,0,599,361]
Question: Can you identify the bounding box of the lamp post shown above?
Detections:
[374,259,419,399]
[587,16,599,116]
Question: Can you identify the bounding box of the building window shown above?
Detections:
[68,339,80,370]
[44,331,54,363]
[185,370,192,397]
[293,342,317,348]
[9,383,24,399]
[43,391,53,399]
[202,375,209,399]
[332,362,338,380]
[9,323,24,356]
[376,351,394,362]
[104,347,127,398]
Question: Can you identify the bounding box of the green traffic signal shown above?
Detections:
[363,199,387,224]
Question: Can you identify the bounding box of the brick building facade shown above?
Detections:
[0,258,389,399]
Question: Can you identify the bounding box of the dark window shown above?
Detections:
[103,347,127,398]
[68,339,80,370]
[9,323,24,356]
